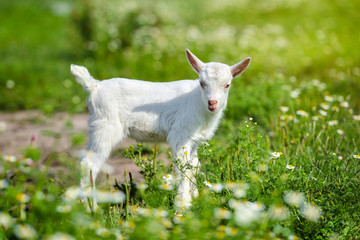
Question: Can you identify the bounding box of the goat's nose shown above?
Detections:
[208,100,218,106]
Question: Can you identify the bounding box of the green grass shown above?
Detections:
[1,0,360,239]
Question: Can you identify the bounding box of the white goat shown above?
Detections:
[70,49,250,207]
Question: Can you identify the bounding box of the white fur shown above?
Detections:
[71,49,250,208]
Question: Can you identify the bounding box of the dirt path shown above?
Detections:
[0,111,169,185]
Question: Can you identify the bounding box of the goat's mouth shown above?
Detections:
[208,105,219,112]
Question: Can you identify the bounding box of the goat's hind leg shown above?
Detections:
[80,118,124,203]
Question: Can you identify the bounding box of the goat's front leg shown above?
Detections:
[172,144,200,208]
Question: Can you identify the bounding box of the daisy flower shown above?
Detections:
[175,210,183,217]
[159,183,173,191]
[353,115,360,121]
[14,224,37,239]
[319,110,327,116]
[301,203,321,222]
[203,181,212,188]
[286,164,295,170]
[162,174,173,184]
[296,110,309,117]
[324,95,333,102]
[284,191,305,207]
[336,129,344,135]
[211,183,223,192]
[214,208,232,219]
[136,182,147,190]
[271,152,282,159]
[328,120,338,126]
[340,101,349,108]
[353,154,360,159]
[320,102,329,110]
[280,106,289,112]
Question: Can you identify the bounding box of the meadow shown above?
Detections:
[1,0,360,239]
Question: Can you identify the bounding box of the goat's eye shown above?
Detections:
[200,82,206,88]
[225,83,230,89]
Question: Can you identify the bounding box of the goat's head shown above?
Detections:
[186,49,251,112]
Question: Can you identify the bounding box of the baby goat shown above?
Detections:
[71,49,250,208]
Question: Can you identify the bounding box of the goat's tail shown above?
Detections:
[70,64,99,93]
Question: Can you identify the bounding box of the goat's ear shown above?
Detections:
[186,49,204,74]
[230,57,251,78]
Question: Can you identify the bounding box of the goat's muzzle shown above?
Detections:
[208,100,219,112]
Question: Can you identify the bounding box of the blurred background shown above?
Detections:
[1,0,359,126]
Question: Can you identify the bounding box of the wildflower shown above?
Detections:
[174,210,183,217]
[214,208,232,219]
[340,101,349,108]
[269,204,289,220]
[137,208,151,217]
[161,219,173,228]
[320,103,329,110]
[290,89,300,98]
[296,110,309,117]
[14,224,37,239]
[228,199,241,209]
[23,158,34,166]
[353,155,360,159]
[211,183,223,192]
[286,164,295,170]
[233,188,246,198]
[353,115,360,121]
[234,201,263,225]
[162,174,173,184]
[6,80,15,89]
[154,209,168,218]
[336,129,344,135]
[225,227,239,236]
[0,212,14,229]
[96,228,111,238]
[0,179,10,189]
[319,110,327,116]
[159,183,173,191]
[301,203,321,222]
[16,192,30,203]
[3,155,17,162]
[56,205,72,213]
[287,115,294,121]
[311,176,318,181]
[280,106,289,112]
[202,141,209,146]
[284,191,305,207]
[324,95,333,102]
[289,236,299,240]
[328,120,338,126]
[136,182,147,190]
[312,115,320,121]
[225,181,237,190]
[332,106,339,112]
[249,117,253,121]
[271,152,282,159]
[64,186,82,201]
[203,181,212,188]
[280,115,287,120]
[46,232,76,240]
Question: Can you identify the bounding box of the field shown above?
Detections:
[1,0,360,239]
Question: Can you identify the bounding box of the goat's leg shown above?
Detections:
[189,147,200,198]
[171,143,198,208]
[80,119,124,205]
